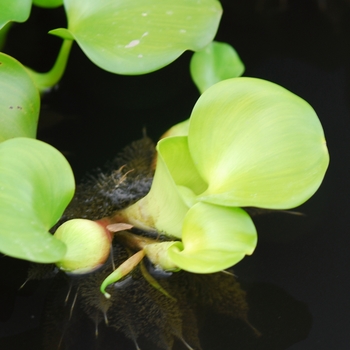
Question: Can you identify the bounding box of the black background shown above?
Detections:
[1,1,349,349]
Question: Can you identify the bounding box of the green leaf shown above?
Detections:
[188,77,330,209]
[190,41,245,93]
[33,0,63,8]
[0,0,31,29]
[0,53,40,142]
[167,202,257,273]
[158,136,207,196]
[119,137,191,238]
[0,138,75,262]
[56,0,222,74]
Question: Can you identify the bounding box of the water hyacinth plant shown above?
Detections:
[94,77,329,293]
[0,0,222,261]
[0,0,329,303]
[51,77,329,297]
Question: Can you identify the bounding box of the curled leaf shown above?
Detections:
[167,202,257,273]
[119,138,191,238]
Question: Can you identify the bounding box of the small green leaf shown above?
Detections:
[190,41,245,93]
[188,77,329,209]
[57,0,222,74]
[33,0,63,8]
[0,53,40,142]
[0,138,75,262]
[0,0,32,29]
[167,202,257,273]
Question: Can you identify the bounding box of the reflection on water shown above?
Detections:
[0,138,312,349]
[39,264,255,349]
[0,269,312,350]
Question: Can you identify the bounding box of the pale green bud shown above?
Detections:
[54,218,111,274]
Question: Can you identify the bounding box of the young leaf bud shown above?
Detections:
[54,218,111,274]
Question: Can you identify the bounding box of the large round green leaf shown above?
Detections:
[167,202,257,273]
[0,138,75,262]
[188,77,329,209]
[53,0,222,74]
[0,0,31,29]
[0,53,40,142]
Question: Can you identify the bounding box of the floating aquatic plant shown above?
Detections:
[44,77,329,296]
[111,77,329,278]
[0,0,222,261]
[0,0,329,303]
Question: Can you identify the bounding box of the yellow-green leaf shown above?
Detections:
[54,0,222,74]
[0,53,40,142]
[0,138,75,262]
[188,77,329,209]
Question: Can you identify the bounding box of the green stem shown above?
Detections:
[25,39,73,93]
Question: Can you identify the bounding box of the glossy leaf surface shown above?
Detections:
[190,41,245,93]
[0,138,75,262]
[0,53,40,142]
[168,202,257,273]
[0,0,31,29]
[57,0,222,74]
[188,78,329,209]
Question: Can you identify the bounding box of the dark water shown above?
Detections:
[1,1,350,349]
